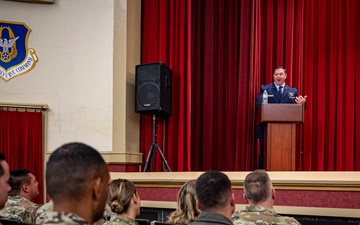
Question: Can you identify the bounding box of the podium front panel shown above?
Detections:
[261,104,304,123]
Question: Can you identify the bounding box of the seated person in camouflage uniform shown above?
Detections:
[42,142,110,225]
[232,170,301,225]
[35,199,113,225]
[189,170,235,225]
[167,180,200,224]
[0,153,12,210]
[104,179,141,225]
[0,168,41,224]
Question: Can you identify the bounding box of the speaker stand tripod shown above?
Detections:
[143,114,172,172]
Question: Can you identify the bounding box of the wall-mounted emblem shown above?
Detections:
[0,20,38,82]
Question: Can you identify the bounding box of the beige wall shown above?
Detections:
[0,0,142,164]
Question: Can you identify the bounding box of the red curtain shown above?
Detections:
[191,0,253,171]
[302,0,360,171]
[140,0,192,171]
[0,110,44,203]
[140,0,360,171]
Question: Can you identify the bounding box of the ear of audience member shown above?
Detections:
[167,180,200,224]
[0,168,41,224]
[104,179,141,225]
[232,170,301,225]
[0,153,11,210]
[189,170,235,225]
[43,142,110,225]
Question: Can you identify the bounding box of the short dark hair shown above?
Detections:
[244,170,272,204]
[46,142,108,202]
[195,170,232,211]
[8,168,31,196]
[0,153,5,177]
[274,66,286,73]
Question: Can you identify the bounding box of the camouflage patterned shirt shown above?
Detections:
[232,206,301,225]
[103,214,138,225]
[42,211,89,225]
[35,201,113,225]
[35,200,54,224]
[0,195,41,224]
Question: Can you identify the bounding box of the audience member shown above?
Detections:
[42,142,110,225]
[232,170,301,225]
[0,168,41,223]
[167,180,200,224]
[104,179,141,225]
[189,170,235,225]
[35,200,113,225]
[0,153,11,210]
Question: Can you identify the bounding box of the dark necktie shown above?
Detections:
[279,86,283,94]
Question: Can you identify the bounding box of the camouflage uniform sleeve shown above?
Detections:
[22,204,42,224]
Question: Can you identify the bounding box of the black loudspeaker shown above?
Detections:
[135,62,172,117]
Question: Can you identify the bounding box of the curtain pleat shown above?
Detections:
[302,0,360,171]
[140,0,192,171]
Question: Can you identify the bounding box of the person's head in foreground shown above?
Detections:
[194,170,235,221]
[168,179,200,224]
[107,178,141,220]
[0,153,11,209]
[46,142,110,224]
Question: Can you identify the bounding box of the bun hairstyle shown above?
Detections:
[107,179,136,214]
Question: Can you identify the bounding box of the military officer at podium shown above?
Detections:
[256,66,307,169]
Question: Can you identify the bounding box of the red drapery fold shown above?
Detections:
[0,110,43,203]
[141,0,360,171]
[302,0,360,171]
[191,0,253,171]
[140,0,192,171]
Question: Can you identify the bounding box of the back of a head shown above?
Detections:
[8,168,31,196]
[46,142,108,202]
[244,170,272,204]
[168,179,199,224]
[107,179,136,214]
[195,170,232,211]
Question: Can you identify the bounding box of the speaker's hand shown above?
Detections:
[295,95,307,104]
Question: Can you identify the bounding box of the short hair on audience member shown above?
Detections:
[46,142,108,202]
[243,170,272,204]
[0,153,5,176]
[8,168,31,195]
[195,170,232,211]
[107,179,136,214]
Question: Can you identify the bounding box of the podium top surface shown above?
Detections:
[260,104,304,123]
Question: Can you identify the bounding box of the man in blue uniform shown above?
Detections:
[256,66,307,169]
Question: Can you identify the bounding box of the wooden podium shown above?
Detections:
[260,104,304,171]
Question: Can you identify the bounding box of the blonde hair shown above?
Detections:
[107,179,136,214]
[167,180,200,224]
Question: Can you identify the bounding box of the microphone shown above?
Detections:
[288,92,296,103]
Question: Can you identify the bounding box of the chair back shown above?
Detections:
[0,218,23,225]
[135,219,152,225]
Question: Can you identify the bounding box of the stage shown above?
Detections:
[110,171,360,219]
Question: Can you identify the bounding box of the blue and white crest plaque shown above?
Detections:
[0,20,38,82]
